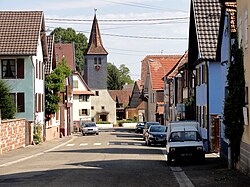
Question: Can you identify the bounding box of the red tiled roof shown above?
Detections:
[86,15,108,55]
[108,90,131,105]
[192,0,221,59]
[0,11,44,55]
[167,51,188,78]
[141,55,181,86]
[148,55,181,90]
[55,43,75,70]
[137,101,145,109]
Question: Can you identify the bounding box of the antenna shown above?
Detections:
[94,8,97,15]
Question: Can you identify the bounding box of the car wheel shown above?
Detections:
[96,133,99,135]
[167,154,172,165]
[82,132,85,136]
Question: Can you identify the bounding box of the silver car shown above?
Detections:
[81,122,99,136]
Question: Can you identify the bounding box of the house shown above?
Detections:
[54,43,76,136]
[163,51,188,122]
[72,71,94,125]
[55,43,76,70]
[44,35,61,140]
[237,0,250,175]
[0,11,48,131]
[127,80,145,122]
[142,55,181,124]
[109,89,132,120]
[84,14,116,124]
[188,0,228,153]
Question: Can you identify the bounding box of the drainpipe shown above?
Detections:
[206,61,210,153]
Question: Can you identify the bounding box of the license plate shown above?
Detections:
[88,129,93,131]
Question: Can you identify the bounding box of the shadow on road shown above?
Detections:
[50,147,163,155]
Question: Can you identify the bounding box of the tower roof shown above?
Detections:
[86,15,108,55]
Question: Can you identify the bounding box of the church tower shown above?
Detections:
[84,14,108,89]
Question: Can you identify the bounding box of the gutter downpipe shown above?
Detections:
[206,60,210,153]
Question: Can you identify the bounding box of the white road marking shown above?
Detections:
[0,136,76,167]
[94,143,101,146]
[134,143,142,146]
[121,143,128,145]
[66,144,75,147]
[162,150,194,187]
[80,143,88,146]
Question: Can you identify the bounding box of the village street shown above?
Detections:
[1,127,250,187]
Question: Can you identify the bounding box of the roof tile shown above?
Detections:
[0,11,43,55]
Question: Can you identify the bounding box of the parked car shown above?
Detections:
[166,121,205,164]
[81,122,99,136]
[135,122,146,133]
[143,122,160,140]
[145,125,167,146]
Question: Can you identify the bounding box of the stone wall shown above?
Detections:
[239,141,250,175]
[0,118,26,154]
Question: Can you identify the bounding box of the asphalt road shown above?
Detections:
[1,128,250,187]
[0,128,180,187]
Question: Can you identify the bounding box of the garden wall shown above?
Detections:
[0,118,26,154]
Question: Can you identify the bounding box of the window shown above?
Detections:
[73,80,78,88]
[1,59,24,79]
[94,58,97,65]
[79,95,89,102]
[91,106,94,110]
[98,58,102,65]
[95,91,99,96]
[10,93,25,112]
[101,106,105,110]
[79,109,90,116]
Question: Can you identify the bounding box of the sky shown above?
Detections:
[1,0,190,81]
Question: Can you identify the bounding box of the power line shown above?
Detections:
[100,0,188,13]
[45,17,189,22]
[46,25,187,40]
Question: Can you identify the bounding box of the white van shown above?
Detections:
[166,121,205,163]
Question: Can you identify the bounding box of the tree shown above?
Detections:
[0,80,16,119]
[119,64,134,86]
[107,63,122,90]
[107,63,134,90]
[223,40,245,168]
[45,58,71,120]
[51,27,88,72]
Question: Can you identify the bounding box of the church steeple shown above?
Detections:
[86,14,108,55]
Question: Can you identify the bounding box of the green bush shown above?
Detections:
[96,121,111,124]
[33,125,42,144]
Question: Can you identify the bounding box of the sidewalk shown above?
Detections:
[183,154,250,187]
[0,135,75,167]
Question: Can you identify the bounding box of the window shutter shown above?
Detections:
[17,93,25,112]
[36,60,38,79]
[17,59,24,78]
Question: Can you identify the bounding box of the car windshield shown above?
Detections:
[137,123,144,126]
[84,123,96,127]
[169,131,202,142]
[145,122,159,129]
[150,126,167,132]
